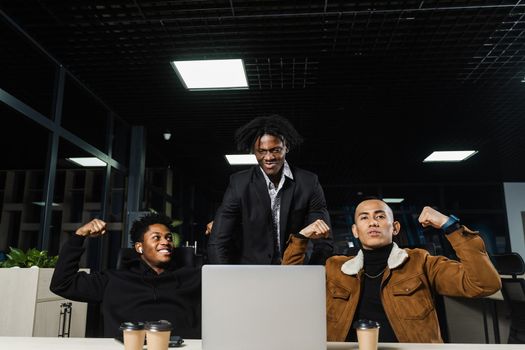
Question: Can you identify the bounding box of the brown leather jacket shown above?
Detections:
[282,226,501,343]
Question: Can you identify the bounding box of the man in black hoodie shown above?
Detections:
[50,213,201,338]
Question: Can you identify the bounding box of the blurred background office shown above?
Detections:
[1,0,525,342]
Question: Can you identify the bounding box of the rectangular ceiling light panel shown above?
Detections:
[32,201,61,207]
[171,59,248,90]
[67,157,107,167]
[423,150,478,162]
[225,154,258,165]
[383,198,405,203]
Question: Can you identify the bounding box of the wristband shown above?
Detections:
[442,215,460,235]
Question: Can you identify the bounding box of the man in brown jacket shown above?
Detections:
[283,198,501,343]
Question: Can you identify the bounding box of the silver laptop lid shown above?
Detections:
[202,265,326,350]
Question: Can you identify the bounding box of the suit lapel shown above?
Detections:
[279,176,296,251]
[252,167,271,211]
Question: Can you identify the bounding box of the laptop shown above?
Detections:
[202,265,326,350]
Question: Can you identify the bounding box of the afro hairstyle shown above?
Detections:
[234,114,303,152]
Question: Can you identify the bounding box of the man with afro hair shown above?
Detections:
[208,114,333,264]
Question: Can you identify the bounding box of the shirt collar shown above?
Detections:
[340,242,409,275]
[259,160,294,189]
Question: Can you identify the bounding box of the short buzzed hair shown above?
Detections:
[129,212,174,243]
[353,196,393,221]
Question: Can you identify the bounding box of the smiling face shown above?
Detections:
[352,199,400,250]
[254,134,287,183]
[134,223,173,273]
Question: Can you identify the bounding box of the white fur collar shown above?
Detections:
[340,242,409,276]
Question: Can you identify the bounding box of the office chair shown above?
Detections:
[116,248,136,270]
[491,252,525,343]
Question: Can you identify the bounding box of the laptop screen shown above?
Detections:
[202,265,326,350]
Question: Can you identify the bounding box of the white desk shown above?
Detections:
[1,337,525,350]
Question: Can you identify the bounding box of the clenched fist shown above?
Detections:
[75,219,107,237]
[418,206,449,229]
[205,221,213,236]
[299,219,330,239]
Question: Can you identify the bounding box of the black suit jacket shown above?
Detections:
[207,165,333,264]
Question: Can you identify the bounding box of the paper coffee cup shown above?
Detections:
[145,320,172,350]
[119,321,145,350]
[353,319,380,350]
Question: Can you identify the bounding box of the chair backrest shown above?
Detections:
[500,277,525,343]
[116,248,137,270]
[501,278,525,303]
[173,246,202,268]
[490,252,525,277]
[491,253,525,343]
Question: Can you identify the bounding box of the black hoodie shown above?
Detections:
[50,234,201,338]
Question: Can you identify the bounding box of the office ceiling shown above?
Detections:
[2,1,525,204]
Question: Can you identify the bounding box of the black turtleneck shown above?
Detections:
[346,243,398,343]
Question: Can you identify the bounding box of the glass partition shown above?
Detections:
[112,117,130,166]
[0,104,50,252]
[106,169,128,268]
[325,183,509,255]
[51,138,106,257]
[0,18,56,118]
[62,74,110,153]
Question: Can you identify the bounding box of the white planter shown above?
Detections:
[0,267,88,337]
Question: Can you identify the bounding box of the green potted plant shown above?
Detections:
[0,247,58,268]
